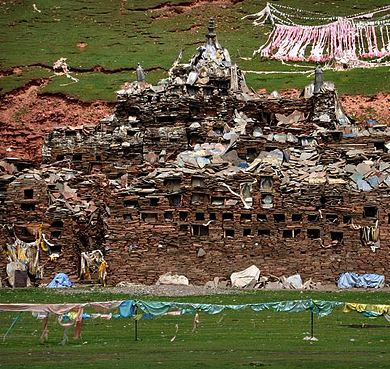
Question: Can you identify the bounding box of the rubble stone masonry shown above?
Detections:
[1,20,389,286]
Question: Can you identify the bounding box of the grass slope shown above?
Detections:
[0,0,390,100]
[1,288,390,368]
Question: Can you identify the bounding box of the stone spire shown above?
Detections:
[136,63,146,83]
[206,18,217,46]
[313,65,324,94]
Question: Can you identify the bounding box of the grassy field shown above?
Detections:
[0,0,390,101]
[1,288,390,368]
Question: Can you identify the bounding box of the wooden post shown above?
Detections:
[311,311,314,338]
[134,305,138,341]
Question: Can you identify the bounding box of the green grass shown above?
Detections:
[0,66,51,95]
[1,0,390,100]
[1,288,390,368]
[38,69,166,102]
[246,66,390,96]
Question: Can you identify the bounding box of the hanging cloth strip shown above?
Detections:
[192,313,200,333]
[40,316,49,343]
[9,299,390,322]
[119,300,136,318]
[80,250,108,285]
[135,299,343,317]
[0,299,342,317]
[58,314,75,346]
[244,3,390,63]
[73,308,83,340]
[0,301,122,314]
[343,303,390,319]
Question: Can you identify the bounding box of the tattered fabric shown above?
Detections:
[343,303,390,316]
[136,299,343,317]
[0,301,122,314]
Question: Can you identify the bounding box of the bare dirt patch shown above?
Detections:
[279,89,390,125]
[54,283,388,296]
[339,93,390,124]
[0,84,114,162]
[56,284,242,296]
[138,0,243,13]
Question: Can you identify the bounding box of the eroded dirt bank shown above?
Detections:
[0,85,114,163]
[0,87,389,163]
[339,93,390,124]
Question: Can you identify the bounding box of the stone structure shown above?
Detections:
[1,20,389,286]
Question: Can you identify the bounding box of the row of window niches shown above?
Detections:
[121,197,381,222]
[181,213,358,223]
[132,212,290,222]
[126,211,216,222]
[222,228,341,240]
[55,153,104,162]
[123,206,381,222]
[56,153,85,162]
[243,208,379,223]
[179,226,341,241]
[182,227,321,238]
[124,212,342,241]
[125,211,363,224]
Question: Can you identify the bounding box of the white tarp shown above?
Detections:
[6,262,31,287]
[284,274,303,289]
[6,262,18,287]
[230,265,260,288]
[156,272,189,286]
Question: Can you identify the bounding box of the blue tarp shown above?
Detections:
[119,300,135,318]
[337,272,385,289]
[46,273,72,288]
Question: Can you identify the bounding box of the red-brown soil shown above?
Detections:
[279,89,390,124]
[339,93,390,124]
[0,84,114,163]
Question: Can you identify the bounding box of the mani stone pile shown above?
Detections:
[1,20,389,287]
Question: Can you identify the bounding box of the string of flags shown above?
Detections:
[1,299,390,344]
[243,3,390,63]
